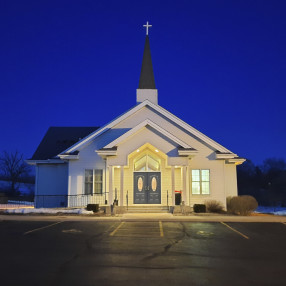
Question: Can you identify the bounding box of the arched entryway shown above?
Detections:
[133,149,161,204]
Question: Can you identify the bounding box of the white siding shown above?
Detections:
[62,103,239,208]
[36,164,68,208]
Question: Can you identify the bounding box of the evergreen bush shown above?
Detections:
[86,204,99,213]
[193,204,206,213]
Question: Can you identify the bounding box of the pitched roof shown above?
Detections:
[138,36,156,89]
[103,119,193,149]
[60,100,234,156]
[30,127,99,160]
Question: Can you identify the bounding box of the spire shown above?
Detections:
[137,22,158,105]
[138,35,156,89]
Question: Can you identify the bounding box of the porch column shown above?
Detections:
[171,166,175,206]
[108,166,113,205]
[120,166,124,206]
[186,166,190,205]
[182,166,187,203]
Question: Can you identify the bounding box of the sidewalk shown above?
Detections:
[1,212,286,222]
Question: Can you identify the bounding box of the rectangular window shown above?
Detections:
[94,169,103,194]
[84,169,103,195]
[191,169,210,195]
[85,169,93,195]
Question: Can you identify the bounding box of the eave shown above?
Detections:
[227,158,246,165]
[215,152,238,160]
[96,147,118,157]
[59,100,234,156]
[25,159,66,165]
[178,148,198,157]
[104,119,192,149]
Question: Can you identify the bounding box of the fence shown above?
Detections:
[34,194,107,208]
[0,194,108,209]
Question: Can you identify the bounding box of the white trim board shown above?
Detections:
[104,119,192,149]
[59,100,234,156]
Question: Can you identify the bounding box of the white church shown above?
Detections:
[28,23,245,210]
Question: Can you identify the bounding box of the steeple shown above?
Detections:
[137,22,158,105]
[138,36,156,89]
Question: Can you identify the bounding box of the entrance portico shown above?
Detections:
[103,143,190,207]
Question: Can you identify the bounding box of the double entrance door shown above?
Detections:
[134,172,161,204]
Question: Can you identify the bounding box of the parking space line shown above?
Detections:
[159,221,164,237]
[24,221,63,235]
[220,222,249,240]
[109,222,125,236]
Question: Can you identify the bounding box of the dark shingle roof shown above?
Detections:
[138,35,156,89]
[30,127,99,160]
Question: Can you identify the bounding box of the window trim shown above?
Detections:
[84,169,103,195]
[191,169,210,195]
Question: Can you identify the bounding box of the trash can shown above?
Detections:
[175,191,182,205]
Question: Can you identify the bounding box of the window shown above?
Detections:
[84,169,103,195]
[191,169,210,195]
[94,169,103,194]
[85,169,93,195]
[134,155,160,171]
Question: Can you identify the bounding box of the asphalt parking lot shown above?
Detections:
[1,219,286,286]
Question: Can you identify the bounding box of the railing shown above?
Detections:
[167,190,169,207]
[0,194,109,209]
[35,194,108,208]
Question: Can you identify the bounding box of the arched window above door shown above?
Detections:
[134,154,160,171]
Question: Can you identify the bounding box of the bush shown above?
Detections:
[193,204,206,213]
[227,195,258,216]
[205,200,224,213]
[86,204,99,213]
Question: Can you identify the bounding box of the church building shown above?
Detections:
[27,23,245,210]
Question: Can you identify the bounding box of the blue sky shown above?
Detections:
[0,0,285,165]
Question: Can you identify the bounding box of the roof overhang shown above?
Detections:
[59,100,234,156]
[178,147,198,157]
[215,152,238,160]
[226,158,246,165]
[96,147,117,157]
[25,159,66,165]
[103,119,193,150]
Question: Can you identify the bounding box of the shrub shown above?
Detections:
[227,195,258,216]
[205,200,224,213]
[86,204,99,213]
[193,204,206,213]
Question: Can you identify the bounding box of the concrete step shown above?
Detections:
[127,206,170,213]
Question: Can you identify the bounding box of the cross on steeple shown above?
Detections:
[143,21,152,35]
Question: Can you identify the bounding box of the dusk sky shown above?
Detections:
[0,0,285,166]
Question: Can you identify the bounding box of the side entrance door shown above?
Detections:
[134,172,161,204]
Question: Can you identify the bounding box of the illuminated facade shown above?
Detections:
[28,34,245,209]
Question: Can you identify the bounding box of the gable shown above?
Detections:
[104,119,193,149]
[59,100,235,156]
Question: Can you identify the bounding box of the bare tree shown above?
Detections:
[0,151,30,195]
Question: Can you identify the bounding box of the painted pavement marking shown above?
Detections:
[24,221,64,235]
[159,221,164,237]
[220,222,249,240]
[109,222,125,236]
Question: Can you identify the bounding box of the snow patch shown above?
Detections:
[5,208,94,215]
[255,206,286,216]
